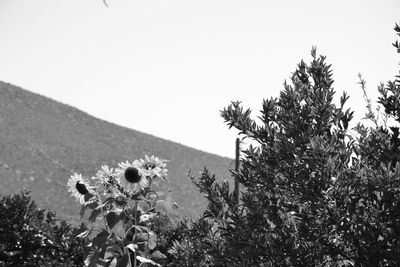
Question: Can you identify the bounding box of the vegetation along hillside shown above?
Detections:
[0,81,233,223]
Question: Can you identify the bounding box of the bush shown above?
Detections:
[167,22,400,266]
[151,213,226,266]
[0,191,88,266]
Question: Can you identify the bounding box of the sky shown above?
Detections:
[0,0,399,158]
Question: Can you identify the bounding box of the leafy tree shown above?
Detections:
[0,191,88,266]
[168,22,400,266]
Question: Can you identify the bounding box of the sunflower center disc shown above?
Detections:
[76,182,89,195]
[124,167,141,183]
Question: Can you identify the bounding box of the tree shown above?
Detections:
[171,22,400,266]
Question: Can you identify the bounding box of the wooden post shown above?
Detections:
[234,138,240,204]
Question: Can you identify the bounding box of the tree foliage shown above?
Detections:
[166,22,400,266]
[0,191,88,266]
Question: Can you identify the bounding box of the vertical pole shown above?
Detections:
[234,138,240,204]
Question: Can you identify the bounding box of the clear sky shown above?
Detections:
[0,0,399,158]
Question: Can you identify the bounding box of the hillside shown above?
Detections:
[0,81,233,223]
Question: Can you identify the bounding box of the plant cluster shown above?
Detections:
[165,23,400,266]
[9,20,397,267]
[67,155,174,267]
[0,191,88,266]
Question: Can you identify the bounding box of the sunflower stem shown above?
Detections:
[97,195,109,232]
[133,200,138,267]
[127,247,132,267]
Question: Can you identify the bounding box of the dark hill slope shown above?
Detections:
[0,81,233,223]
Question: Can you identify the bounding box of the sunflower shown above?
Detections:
[93,165,117,185]
[67,173,94,204]
[140,155,168,180]
[96,165,114,181]
[116,160,149,193]
[92,165,121,197]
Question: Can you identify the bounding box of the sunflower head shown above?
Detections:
[116,161,149,193]
[140,155,168,180]
[76,181,89,194]
[124,167,141,183]
[67,173,94,204]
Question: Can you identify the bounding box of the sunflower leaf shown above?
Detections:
[136,256,161,266]
[77,227,93,238]
[106,212,120,230]
[92,230,109,248]
[88,209,102,223]
[80,201,98,218]
[147,231,157,250]
[116,254,129,267]
[150,250,166,260]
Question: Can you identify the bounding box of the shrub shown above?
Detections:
[0,191,88,267]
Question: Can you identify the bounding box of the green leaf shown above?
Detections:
[309,138,318,150]
[84,193,94,202]
[80,201,98,218]
[116,254,129,267]
[147,231,157,250]
[76,227,93,238]
[155,194,178,216]
[136,256,161,266]
[150,250,167,260]
[106,212,120,230]
[129,224,149,233]
[4,251,23,256]
[99,243,108,260]
[92,230,109,248]
[87,250,101,267]
[134,232,148,242]
[139,212,156,223]
[126,243,137,252]
[107,245,123,255]
[97,259,113,267]
[88,209,102,223]
[98,197,114,209]
[103,259,114,267]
